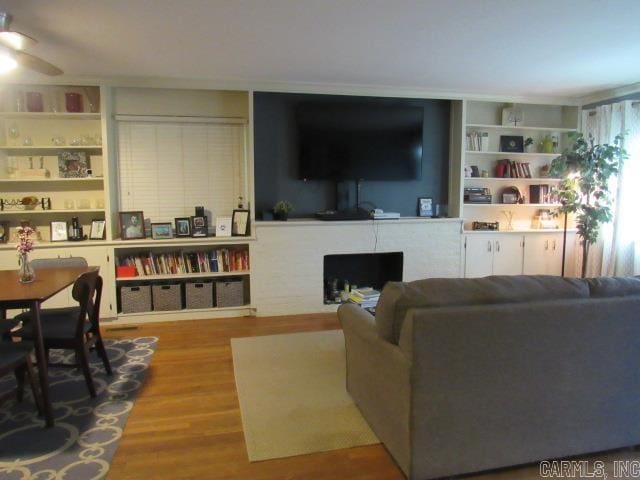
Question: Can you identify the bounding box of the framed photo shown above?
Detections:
[417,197,433,217]
[119,211,145,240]
[215,216,232,237]
[501,106,524,127]
[151,222,173,240]
[58,151,89,178]
[190,216,208,237]
[50,221,68,242]
[500,135,524,153]
[89,219,106,240]
[232,209,250,236]
[0,221,10,243]
[175,217,191,237]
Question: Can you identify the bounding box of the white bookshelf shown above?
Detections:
[458,100,579,235]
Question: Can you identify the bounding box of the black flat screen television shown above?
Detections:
[296,102,423,181]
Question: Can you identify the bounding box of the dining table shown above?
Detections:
[0,265,98,427]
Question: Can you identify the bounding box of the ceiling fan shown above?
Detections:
[0,11,62,75]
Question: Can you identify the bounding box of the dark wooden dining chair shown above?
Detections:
[12,270,112,397]
[0,341,43,415]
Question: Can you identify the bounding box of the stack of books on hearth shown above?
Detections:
[348,287,381,309]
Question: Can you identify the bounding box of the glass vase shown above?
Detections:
[18,253,35,283]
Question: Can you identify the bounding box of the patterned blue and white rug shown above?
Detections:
[0,336,157,480]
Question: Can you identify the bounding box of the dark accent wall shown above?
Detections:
[253,92,450,217]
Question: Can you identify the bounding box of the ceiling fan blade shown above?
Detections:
[0,30,37,51]
[14,50,62,75]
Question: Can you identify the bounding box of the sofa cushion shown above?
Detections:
[375,275,589,343]
[587,276,640,298]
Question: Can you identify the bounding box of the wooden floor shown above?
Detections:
[106,313,640,480]
[106,313,405,480]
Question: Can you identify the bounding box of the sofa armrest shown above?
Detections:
[337,303,412,476]
[338,303,377,340]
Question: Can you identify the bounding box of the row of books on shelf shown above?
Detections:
[116,249,249,277]
[496,159,533,178]
[529,184,560,204]
[466,131,489,152]
[348,287,381,309]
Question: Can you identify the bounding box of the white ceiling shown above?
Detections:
[2,0,640,99]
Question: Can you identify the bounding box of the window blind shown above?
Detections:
[117,120,246,224]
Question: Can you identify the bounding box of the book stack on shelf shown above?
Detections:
[348,287,381,310]
[496,159,532,178]
[116,248,249,277]
[466,131,489,152]
[529,185,560,205]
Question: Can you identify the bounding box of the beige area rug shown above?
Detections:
[231,329,379,461]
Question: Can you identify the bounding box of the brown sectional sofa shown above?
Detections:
[338,275,640,479]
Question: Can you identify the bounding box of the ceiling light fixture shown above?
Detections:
[0,48,17,73]
[0,30,24,50]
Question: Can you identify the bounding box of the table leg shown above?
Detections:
[30,300,53,427]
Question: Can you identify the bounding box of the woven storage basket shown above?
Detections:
[152,283,182,311]
[215,279,245,307]
[120,285,152,314]
[185,281,214,309]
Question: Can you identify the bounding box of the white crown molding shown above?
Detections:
[1,71,581,105]
[576,81,640,106]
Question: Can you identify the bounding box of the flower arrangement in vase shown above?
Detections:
[16,225,35,283]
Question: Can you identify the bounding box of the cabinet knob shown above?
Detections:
[487,241,492,252]
[495,241,500,252]
[545,240,549,250]
[552,240,557,251]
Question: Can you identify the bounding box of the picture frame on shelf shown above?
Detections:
[58,151,89,178]
[417,197,433,217]
[190,216,208,237]
[50,221,68,242]
[501,106,524,127]
[174,217,191,237]
[89,219,106,240]
[151,222,173,240]
[500,135,524,153]
[215,216,232,237]
[232,209,250,236]
[0,221,9,243]
[119,211,145,240]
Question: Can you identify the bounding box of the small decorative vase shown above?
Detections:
[18,254,35,283]
[541,136,554,154]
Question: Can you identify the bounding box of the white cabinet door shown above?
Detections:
[544,235,563,276]
[28,248,73,308]
[62,246,115,318]
[523,235,549,275]
[523,233,576,276]
[492,235,524,275]
[464,235,494,278]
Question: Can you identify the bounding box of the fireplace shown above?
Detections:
[323,252,403,304]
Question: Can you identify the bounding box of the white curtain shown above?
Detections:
[580,100,640,276]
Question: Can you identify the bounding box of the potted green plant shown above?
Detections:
[273,200,294,221]
[549,132,627,277]
[524,137,535,153]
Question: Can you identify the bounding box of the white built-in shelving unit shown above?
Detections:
[452,100,581,278]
